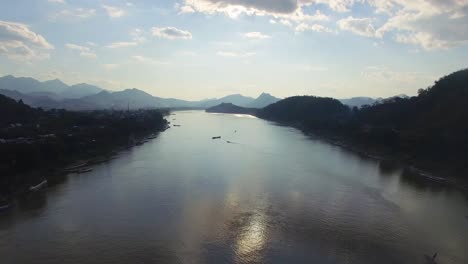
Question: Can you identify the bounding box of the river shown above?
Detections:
[1,111,467,264]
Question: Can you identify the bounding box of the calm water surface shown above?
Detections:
[1,111,467,264]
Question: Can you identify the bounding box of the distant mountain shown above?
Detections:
[0,75,283,110]
[339,97,378,107]
[0,89,61,109]
[206,103,257,115]
[197,94,255,108]
[62,83,103,99]
[0,75,44,94]
[41,79,69,94]
[245,92,280,108]
[82,89,165,109]
[0,75,103,99]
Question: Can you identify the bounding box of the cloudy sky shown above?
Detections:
[0,0,467,100]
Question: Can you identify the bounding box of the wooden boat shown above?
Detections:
[212,136,221,139]
[29,179,48,192]
[63,162,88,172]
[0,202,11,211]
[77,168,93,174]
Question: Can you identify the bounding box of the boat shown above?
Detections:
[77,167,93,174]
[0,201,11,212]
[63,162,88,172]
[212,136,221,139]
[29,179,48,192]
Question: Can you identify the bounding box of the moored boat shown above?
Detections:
[29,179,48,192]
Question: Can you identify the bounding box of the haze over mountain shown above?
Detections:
[0,75,283,110]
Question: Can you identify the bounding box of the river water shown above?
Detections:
[1,111,467,264]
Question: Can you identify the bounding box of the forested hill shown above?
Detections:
[0,95,39,126]
[255,69,468,177]
[257,96,350,129]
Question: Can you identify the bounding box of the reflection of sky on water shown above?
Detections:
[1,111,468,264]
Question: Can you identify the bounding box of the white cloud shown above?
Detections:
[362,65,433,84]
[131,55,168,65]
[370,0,468,50]
[48,0,65,4]
[178,1,329,27]
[217,51,256,58]
[52,8,96,20]
[65,43,89,52]
[102,5,126,18]
[337,16,376,37]
[65,43,96,58]
[79,51,97,58]
[130,28,146,43]
[103,64,120,70]
[152,27,192,40]
[179,0,468,50]
[0,20,53,61]
[244,32,271,39]
[106,42,138,48]
[295,23,333,33]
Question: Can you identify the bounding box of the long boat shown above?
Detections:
[63,162,88,172]
[29,179,48,192]
[0,203,11,211]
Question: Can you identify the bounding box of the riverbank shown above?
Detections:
[273,120,468,193]
[0,105,169,200]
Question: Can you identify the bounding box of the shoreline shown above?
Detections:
[262,118,468,193]
[1,124,170,204]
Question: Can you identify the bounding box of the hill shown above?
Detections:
[257,96,350,130]
[0,75,283,110]
[254,69,468,178]
[0,94,38,126]
[245,92,280,108]
[206,103,257,115]
[0,75,103,99]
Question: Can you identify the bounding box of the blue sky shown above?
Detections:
[0,0,467,100]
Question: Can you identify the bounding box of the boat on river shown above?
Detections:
[63,162,88,172]
[29,179,48,192]
[0,201,11,211]
[77,167,93,174]
[212,136,221,139]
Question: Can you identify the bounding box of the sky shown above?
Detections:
[0,0,467,100]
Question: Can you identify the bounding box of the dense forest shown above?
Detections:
[0,94,168,198]
[258,69,468,177]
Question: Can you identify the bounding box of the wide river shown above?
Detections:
[1,111,467,264]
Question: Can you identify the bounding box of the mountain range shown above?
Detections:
[0,75,387,110]
[0,75,284,110]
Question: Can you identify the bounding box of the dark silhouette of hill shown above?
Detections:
[254,69,468,178]
[0,94,38,126]
[206,103,257,114]
[257,96,350,130]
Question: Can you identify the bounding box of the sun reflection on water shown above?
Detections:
[235,213,267,263]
